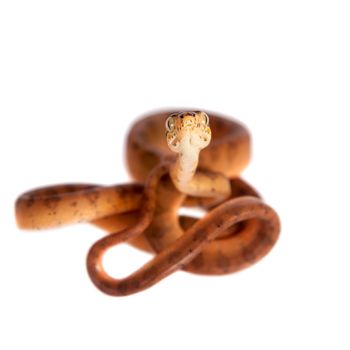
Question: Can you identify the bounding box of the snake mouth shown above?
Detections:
[178,111,196,118]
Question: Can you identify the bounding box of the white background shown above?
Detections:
[1,1,349,349]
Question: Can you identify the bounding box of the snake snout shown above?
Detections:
[182,115,196,128]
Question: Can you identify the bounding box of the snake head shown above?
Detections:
[165,111,211,153]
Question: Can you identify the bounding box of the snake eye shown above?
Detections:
[202,112,209,125]
[165,116,175,131]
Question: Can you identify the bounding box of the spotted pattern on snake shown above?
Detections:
[15,110,280,296]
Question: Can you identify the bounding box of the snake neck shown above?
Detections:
[166,115,231,199]
[169,144,200,194]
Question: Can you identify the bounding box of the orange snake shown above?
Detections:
[15,110,280,296]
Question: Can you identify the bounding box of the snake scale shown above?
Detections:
[15,110,280,296]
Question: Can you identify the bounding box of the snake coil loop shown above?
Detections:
[15,110,280,296]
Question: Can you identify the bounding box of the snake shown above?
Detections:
[15,110,280,296]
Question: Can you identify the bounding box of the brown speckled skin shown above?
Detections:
[16,184,143,230]
[15,110,280,296]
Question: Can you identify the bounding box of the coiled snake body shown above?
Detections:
[16,110,280,296]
